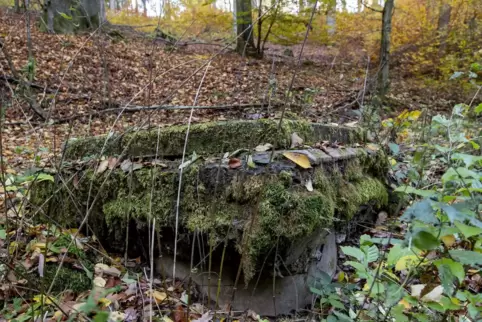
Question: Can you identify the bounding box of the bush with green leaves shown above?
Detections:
[309,97,481,321]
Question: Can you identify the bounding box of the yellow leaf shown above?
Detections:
[53,310,63,319]
[9,241,18,254]
[146,290,167,303]
[98,297,112,307]
[33,294,53,305]
[33,242,46,249]
[282,152,311,169]
[46,257,58,262]
[399,298,411,310]
[389,158,397,166]
[395,255,419,271]
[441,235,456,247]
[337,271,345,282]
[408,110,421,120]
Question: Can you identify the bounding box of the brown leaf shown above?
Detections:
[108,157,118,170]
[228,158,242,169]
[173,305,187,322]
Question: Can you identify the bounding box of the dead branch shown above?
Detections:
[0,74,56,93]
[3,103,289,126]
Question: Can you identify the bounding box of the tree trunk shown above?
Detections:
[110,0,115,11]
[99,0,106,23]
[235,0,257,56]
[42,0,103,34]
[299,0,304,14]
[257,0,262,56]
[357,0,362,12]
[378,0,394,96]
[340,0,347,12]
[141,0,147,16]
[326,0,336,37]
[14,0,21,13]
[437,2,451,56]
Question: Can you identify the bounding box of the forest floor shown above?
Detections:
[1,7,482,322]
[0,8,469,171]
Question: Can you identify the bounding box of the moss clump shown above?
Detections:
[278,170,293,187]
[43,264,92,293]
[242,182,336,282]
[62,119,367,160]
[122,119,314,158]
[338,177,388,218]
[64,135,122,160]
[228,175,265,203]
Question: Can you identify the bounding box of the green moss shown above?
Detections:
[278,170,293,187]
[345,159,365,181]
[228,175,265,202]
[62,120,368,160]
[15,257,92,295]
[64,135,122,160]
[337,177,388,218]
[242,182,336,282]
[43,264,92,293]
[32,146,388,285]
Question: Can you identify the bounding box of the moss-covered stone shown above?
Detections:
[63,120,365,160]
[31,147,387,284]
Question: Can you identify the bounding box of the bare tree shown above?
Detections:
[378,0,394,95]
[110,0,115,10]
[326,0,336,36]
[437,2,452,56]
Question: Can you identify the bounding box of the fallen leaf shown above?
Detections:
[192,311,213,322]
[366,144,379,151]
[98,297,112,307]
[290,133,304,148]
[146,290,167,303]
[173,305,187,322]
[228,158,242,169]
[93,276,106,288]
[96,160,109,174]
[247,155,256,168]
[345,121,358,127]
[283,152,311,169]
[398,298,411,310]
[304,179,313,192]
[255,143,273,152]
[411,284,444,302]
[108,157,118,170]
[109,311,125,322]
[120,159,133,172]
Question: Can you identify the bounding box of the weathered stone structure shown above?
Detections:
[31,119,388,315]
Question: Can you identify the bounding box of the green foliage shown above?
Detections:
[310,71,482,320]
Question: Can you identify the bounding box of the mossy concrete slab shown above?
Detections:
[63,120,365,160]
[32,145,387,284]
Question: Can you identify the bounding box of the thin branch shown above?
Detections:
[173,61,211,279]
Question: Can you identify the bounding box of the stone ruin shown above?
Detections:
[31,119,389,315]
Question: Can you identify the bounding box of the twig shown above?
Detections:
[0,74,56,93]
[173,61,212,279]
